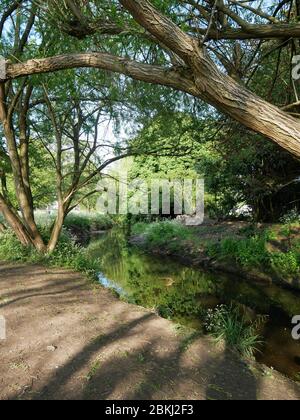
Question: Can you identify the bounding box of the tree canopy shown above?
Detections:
[1,1,300,251]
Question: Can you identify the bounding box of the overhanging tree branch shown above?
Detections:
[3,53,196,95]
[2,49,300,158]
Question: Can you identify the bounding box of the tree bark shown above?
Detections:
[0,84,46,251]
[0,194,32,246]
[47,210,65,253]
[190,23,300,40]
[120,0,300,158]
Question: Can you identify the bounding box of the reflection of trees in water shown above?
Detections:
[88,230,222,319]
[87,229,300,323]
[87,229,300,383]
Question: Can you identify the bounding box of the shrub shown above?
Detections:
[0,230,30,262]
[35,211,113,235]
[144,221,191,249]
[207,228,300,278]
[131,222,149,235]
[270,251,300,278]
[209,236,269,268]
[205,304,264,358]
[63,213,113,232]
[280,209,300,225]
[0,229,100,281]
[132,221,192,252]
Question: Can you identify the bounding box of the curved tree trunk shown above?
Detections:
[0,195,33,247]
[4,50,300,158]
[120,0,300,158]
[0,83,46,252]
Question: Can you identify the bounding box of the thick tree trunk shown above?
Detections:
[120,0,300,158]
[0,196,33,247]
[190,50,300,158]
[3,123,46,251]
[4,51,300,158]
[0,84,46,252]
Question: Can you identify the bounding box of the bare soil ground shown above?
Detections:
[0,263,299,400]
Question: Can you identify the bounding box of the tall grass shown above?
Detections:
[63,213,113,232]
[0,212,114,280]
[205,304,264,359]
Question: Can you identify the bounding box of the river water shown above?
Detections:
[87,229,300,382]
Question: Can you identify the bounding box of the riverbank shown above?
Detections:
[0,262,299,400]
[130,220,300,290]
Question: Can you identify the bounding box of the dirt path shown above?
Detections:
[0,263,299,400]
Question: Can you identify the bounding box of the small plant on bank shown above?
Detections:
[278,209,300,251]
[204,304,264,359]
[270,251,300,278]
[207,235,269,268]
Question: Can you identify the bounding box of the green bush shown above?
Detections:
[132,221,192,252]
[208,236,269,268]
[207,230,300,279]
[0,229,100,281]
[131,222,149,235]
[0,230,30,262]
[63,213,113,232]
[280,209,300,225]
[205,304,263,358]
[270,251,300,277]
[0,212,111,279]
[34,211,113,235]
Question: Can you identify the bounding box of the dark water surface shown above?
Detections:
[87,229,300,382]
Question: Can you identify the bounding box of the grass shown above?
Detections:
[132,220,300,280]
[0,212,114,280]
[205,304,264,359]
[86,359,102,381]
[63,213,113,232]
[207,234,270,268]
[34,211,113,233]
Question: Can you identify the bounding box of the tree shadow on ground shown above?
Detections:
[3,263,300,401]
[205,347,257,400]
[10,316,267,401]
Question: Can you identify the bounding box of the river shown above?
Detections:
[87,229,300,382]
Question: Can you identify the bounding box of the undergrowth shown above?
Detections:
[0,229,100,280]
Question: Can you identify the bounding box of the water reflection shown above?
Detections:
[87,229,300,381]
